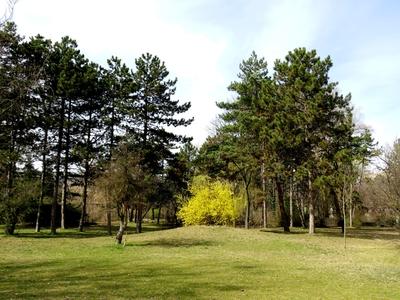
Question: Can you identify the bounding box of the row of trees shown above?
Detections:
[2,20,396,240]
[0,22,193,236]
[196,50,376,234]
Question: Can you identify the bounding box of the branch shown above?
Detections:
[0,0,18,27]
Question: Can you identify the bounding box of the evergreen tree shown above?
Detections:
[103,56,132,159]
[127,53,193,232]
[0,23,43,234]
[130,53,192,172]
[47,36,86,233]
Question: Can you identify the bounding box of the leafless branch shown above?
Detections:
[0,0,18,27]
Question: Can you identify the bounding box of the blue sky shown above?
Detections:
[8,0,400,147]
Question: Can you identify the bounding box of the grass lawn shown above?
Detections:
[0,224,399,299]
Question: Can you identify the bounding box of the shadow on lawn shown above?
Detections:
[260,228,307,235]
[261,226,400,241]
[0,260,247,299]
[131,237,217,248]
[9,223,174,239]
[316,227,400,241]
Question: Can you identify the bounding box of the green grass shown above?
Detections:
[0,225,399,299]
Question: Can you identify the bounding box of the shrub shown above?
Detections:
[178,176,238,226]
[0,177,40,234]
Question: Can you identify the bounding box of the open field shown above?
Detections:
[0,225,399,299]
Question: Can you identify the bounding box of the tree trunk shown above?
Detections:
[61,180,68,229]
[136,205,143,233]
[109,99,115,160]
[5,127,16,234]
[106,99,115,234]
[36,127,48,233]
[51,97,65,234]
[331,187,344,233]
[79,101,92,232]
[5,217,16,235]
[244,179,251,229]
[61,99,72,229]
[276,180,290,232]
[295,187,306,228]
[343,182,347,249]
[261,162,267,228]
[289,176,293,228]
[134,208,138,223]
[157,206,161,224]
[349,182,353,228]
[107,211,112,235]
[309,201,315,234]
[349,202,352,228]
[152,208,155,220]
[78,159,89,232]
[308,174,315,234]
[5,131,15,201]
[116,205,128,244]
[129,208,134,222]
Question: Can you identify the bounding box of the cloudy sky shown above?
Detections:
[8,0,400,147]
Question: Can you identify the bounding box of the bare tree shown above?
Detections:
[0,0,18,27]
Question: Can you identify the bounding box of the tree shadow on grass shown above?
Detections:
[129,237,217,248]
[7,223,174,239]
[260,228,307,235]
[0,259,247,299]
[315,227,400,241]
[260,226,400,241]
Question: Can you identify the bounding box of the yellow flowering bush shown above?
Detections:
[178,176,238,226]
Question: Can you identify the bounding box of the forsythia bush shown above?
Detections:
[178,176,238,226]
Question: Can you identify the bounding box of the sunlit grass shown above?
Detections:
[0,225,399,299]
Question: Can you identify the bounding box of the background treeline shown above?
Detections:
[0,22,193,239]
[1,22,399,241]
[194,50,395,234]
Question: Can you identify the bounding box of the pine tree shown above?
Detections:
[127,53,193,232]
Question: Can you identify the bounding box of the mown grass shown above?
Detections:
[0,225,399,299]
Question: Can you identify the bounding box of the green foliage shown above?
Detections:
[0,23,193,233]
[0,177,40,234]
[178,176,239,225]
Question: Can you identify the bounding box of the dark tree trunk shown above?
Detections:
[5,218,16,235]
[261,162,267,228]
[157,206,161,224]
[331,187,344,233]
[244,182,251,229]
[106,100,115,235]
[51,97,65,234]
[61,99,72,229]
[308,174,315,234]
[295,187,306,228]
[78,158,89,232]
[136,205,143,233]
[79,101,93,232]
[5,127,16,204]
[107,211,112,235]
[5,128,16,234]
[36,127,48,232]
[276,179,290,232]
[289,176,293,228]
[129,208,134,222]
